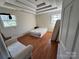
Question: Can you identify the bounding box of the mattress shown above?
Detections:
[30,28,47,38]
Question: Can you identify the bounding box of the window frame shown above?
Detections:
[51,14,61,24]
[0,15,17,28]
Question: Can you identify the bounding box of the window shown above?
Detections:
[51,14,61,24]
[0,15,16,27]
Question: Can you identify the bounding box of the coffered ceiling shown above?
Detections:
[0,0,62,14]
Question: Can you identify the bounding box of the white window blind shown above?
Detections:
[0,15,16,27]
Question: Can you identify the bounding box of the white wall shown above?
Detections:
[36,14,51,31]
[36,10,61,32]
[0,7,36,38]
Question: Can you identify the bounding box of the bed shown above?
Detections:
[29,28,47,38]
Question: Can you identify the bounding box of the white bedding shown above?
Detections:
[30,28,47,38]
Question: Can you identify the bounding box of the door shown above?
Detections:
[59,0,79,59]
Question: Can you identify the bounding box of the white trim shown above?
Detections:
[37,8,61,15]
[37,7,56,12]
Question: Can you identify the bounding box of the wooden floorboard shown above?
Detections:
[18,32,58,59]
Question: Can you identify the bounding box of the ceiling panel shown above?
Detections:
[1,0,62,14]
[19,0,62,14]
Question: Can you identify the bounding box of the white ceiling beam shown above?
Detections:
[45,0,57,7]
[16,0,36,9]
[3,3,36,14]
[5,0,36,12]
[37,8,61,15]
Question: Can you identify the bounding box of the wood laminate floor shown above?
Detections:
[18,32,58,59]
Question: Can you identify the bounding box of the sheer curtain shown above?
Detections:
[50,14,61,31]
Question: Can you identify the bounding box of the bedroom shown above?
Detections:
[0,0,79,59]
[0,7,61,59]
[0,1,61,59]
